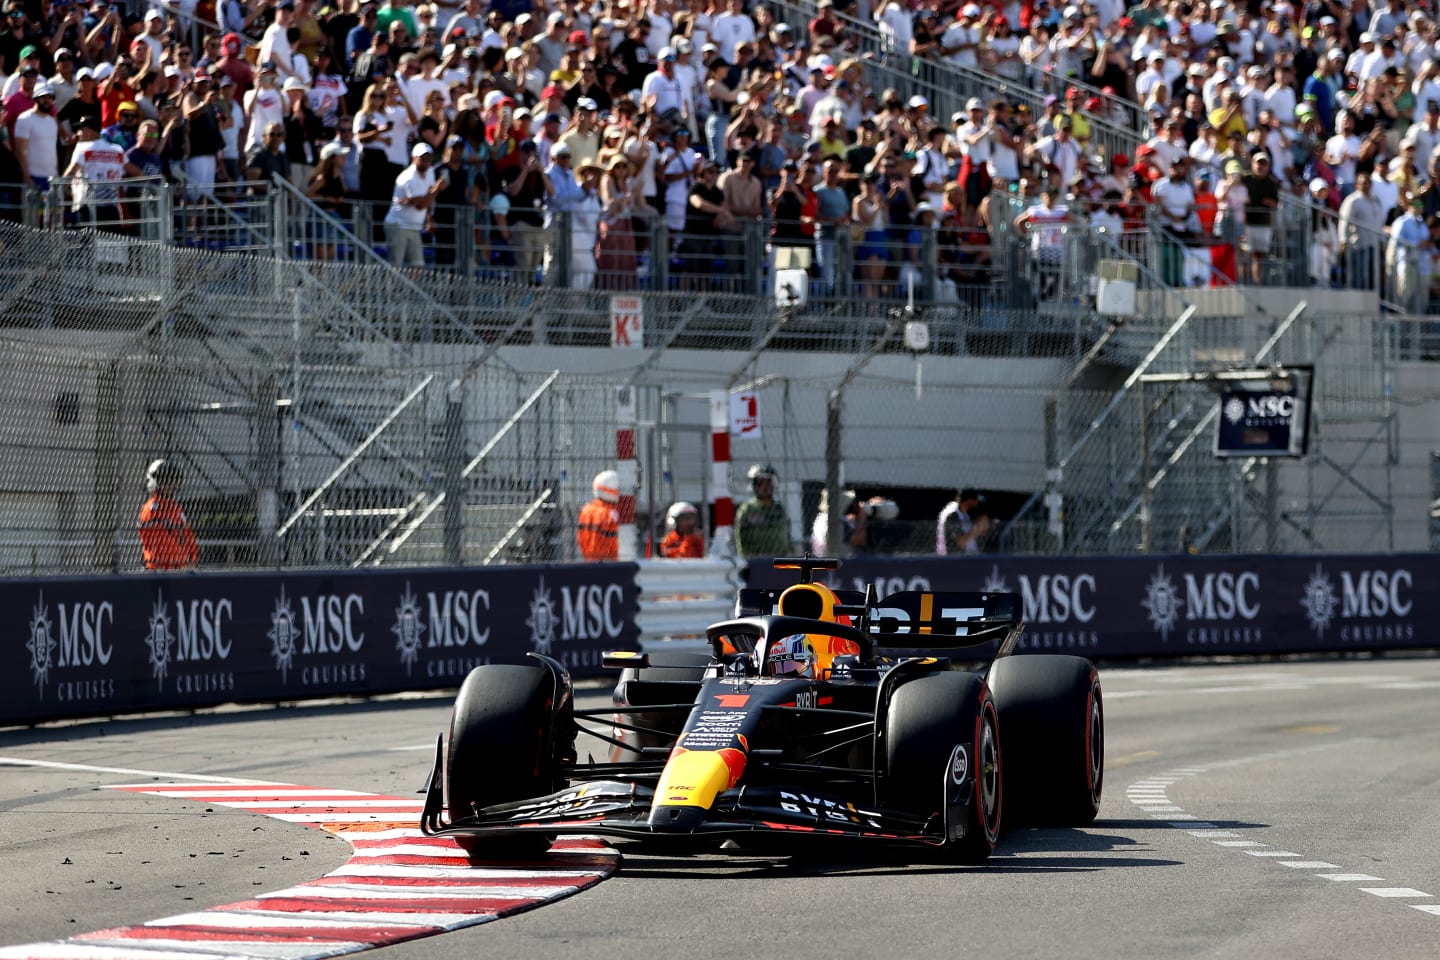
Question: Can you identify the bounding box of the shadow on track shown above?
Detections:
[613,827,1184,879]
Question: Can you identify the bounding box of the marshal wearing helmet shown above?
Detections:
[137,458,199,571]
[659,500,705,558]
[734,463,790,558]
[577,469,621,561]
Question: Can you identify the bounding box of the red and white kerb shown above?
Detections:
[0,783,617,960]
[616,386,638,562]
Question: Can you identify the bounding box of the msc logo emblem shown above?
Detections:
[1299,565,1338,638]
[526,577,558,655]
[27,593,55,699]
[1142,565,1181,641]
[145,598,175,691]
[391,581,426,676]
[268,586,299,682]
[1223,396,1245,424]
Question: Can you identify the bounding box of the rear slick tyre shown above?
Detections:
[987,655,1103,827]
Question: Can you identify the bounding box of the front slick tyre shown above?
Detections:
[446,663,567,859]
[885,672,1002,863]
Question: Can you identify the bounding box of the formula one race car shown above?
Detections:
[419,558,1103,862]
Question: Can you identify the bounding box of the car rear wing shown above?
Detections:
[736,587,1024,654]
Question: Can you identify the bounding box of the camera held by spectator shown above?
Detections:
[860,497,899,521]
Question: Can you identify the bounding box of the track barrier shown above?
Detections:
[4,553,1433,724]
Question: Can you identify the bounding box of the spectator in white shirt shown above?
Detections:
[260,0,298,79]
[138,9,168,65]
[1135,50,1167,103]
[642,47,688,129]
[940,4,982,70]
[874,0,913,57]
[243,64,286,155]
[384,142,439,267]
[1325,110,1362,194]
[14,81,59,190]
[1266,64,1297,131]
[709,0,756,64]
[1151,158,1196,236]
[1347,33,1377,84]
[1237,65,1267,129]
[1403,101,1440,175]
[1027,115,1081,190]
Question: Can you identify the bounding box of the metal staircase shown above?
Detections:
[355,371,565,567]
[992,215,1322,554]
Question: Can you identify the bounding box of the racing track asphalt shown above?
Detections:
[2,655,1440,960]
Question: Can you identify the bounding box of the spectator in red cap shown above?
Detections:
[538,82,568,121]
[1131,143,1161,200]
[1098,151,1129,196]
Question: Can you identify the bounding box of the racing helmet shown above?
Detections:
[592,469,620,504]
[666,500,698,527]
[766,634,815,678]
[746,463,778,492]
[776,581,861,679]
[145,458,182,493]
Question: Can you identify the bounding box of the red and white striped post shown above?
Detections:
[709,389,733,556]
[616,386,638,561]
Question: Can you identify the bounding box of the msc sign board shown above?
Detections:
[6,564,638,725]
[1213,370,1312,458]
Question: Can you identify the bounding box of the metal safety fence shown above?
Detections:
[0,201,1431,574]
[11,178,1429,317]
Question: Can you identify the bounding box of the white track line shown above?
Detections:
[1125,740,1439,920]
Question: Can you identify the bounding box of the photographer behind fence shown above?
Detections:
[936,487,991,555]
[812,489,901,556]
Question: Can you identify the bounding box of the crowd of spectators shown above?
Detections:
[2,0,1440,305]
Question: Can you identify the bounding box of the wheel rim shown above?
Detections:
[1087,686,1104,807]
[978,707,1001,840]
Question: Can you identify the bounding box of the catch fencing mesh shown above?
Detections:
[0,220,1430,574]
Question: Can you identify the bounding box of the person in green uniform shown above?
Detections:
[735,463,791,558]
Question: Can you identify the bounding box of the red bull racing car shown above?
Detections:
[419,558,1103,862]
